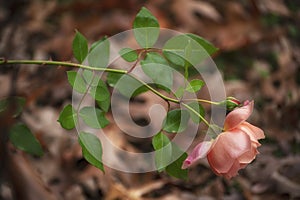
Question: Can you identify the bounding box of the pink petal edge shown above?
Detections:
[182,140,213,169]
[224,100,254,131]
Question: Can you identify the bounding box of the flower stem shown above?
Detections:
[0,59,180,103]
[0,59,127,74]
[0,59,213,128]
[181,102,210,127]
[126,73,179,104]
[182,98,220,105]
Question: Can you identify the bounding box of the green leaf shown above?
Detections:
[9,123,43,157]
[175,86,185,98]
[0,98,7,113]
[141,52,173,91]
[133,7,160,48]
[152,132,170,150]
[106,72,122,87]
[58,104,77,130]
[90,80,110,102]
[14,97,26,117]
[88,37,110,68]
[119,48,138,62]
[152,132,172,171]
[67,71,87,93]
[166,145,188,180]
[0,97,26,118]
[185,33,218,56]
[162,51,185,67]
[186,79,204,93]
[163,34,218,67]
[96,98,110,113]
[82,69,97,86]
[187,102,205,123]
[90,36,107,52]
[93,79,111,112]
[78,132,104,172]
[72,31,88,64]
[163,109,190,133]
[79,107,109,129]
[107,73,149,98]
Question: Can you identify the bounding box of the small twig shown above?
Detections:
[128,50,145,73]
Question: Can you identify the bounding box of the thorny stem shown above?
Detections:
[0,59,219,128]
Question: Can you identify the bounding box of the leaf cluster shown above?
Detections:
[3,7,218,179]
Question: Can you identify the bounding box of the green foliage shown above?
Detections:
[79,132,104,172]
[187,102,205,123]
[165,145,188,180]
[68,70,111,111]
[79,107,109,129]
[107,73,149,98]
[152,132,172,171]
[152,132,188,179]
[133,7,159,48]
[0,97,25,118]
[141,52,173,91]
[88,37,110,68]
[186,79,204,93]
[185,33,218,56]
[67,71,87,93]
[9,123,43,156]
[163,109,190,133]
[0,6,224,179]
[58,104,77,130]
[163,34,218,69]
[72,31,88,64]
[106,72,122,87]
[119,48,138,62]
[175,86,185,98]
[90,79,110,102]
[82,69,97,86]
[55,7,221,178]
[97,98,110,113]
[0,99,7,113]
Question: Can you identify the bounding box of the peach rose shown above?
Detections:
[182,101,265,179]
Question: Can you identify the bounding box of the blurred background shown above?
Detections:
[0,0,299,199]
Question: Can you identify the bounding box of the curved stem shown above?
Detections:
[126,73,179,104]
[182,98,220,105]
[0,59,180,103]
[181,102,210,127]
[1,59,215,130]
[128,50,144,73]
[0,59,127,74]
[1,59,214,129]
[76,72,96,130]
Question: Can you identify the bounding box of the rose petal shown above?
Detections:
[240,122,265,140]
[224,100,254,130]
[219,130,252,158]
[222,160,242,179]
[207,148,234,175]
[182,140,213,169]
[207,130,251,174]
[238,143,259,164]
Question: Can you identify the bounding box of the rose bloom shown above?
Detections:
[182,100,265,179]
